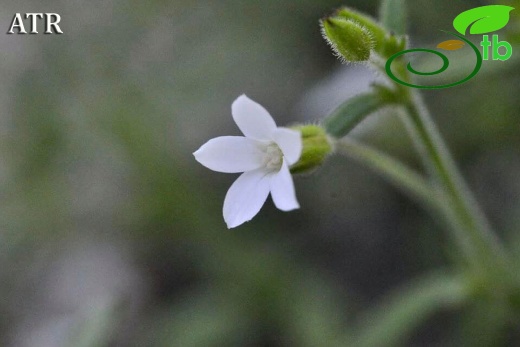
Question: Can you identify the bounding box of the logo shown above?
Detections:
[385,5,515,89]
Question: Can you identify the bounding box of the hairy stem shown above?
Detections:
[400,89,509,278]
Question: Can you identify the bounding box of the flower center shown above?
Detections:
[263,143,283,172]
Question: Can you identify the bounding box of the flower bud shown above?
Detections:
[380,33,407,58]
[335,7,386,54]
[320,17,373,62]
[290,125,333,174]
[321,7,408,60]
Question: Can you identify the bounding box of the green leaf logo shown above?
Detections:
[453,5,515,35]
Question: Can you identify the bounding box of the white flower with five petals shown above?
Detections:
[194,95,302,228]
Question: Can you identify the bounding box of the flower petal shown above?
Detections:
[193,136,265,173]
[223,169,271,228]
[270,160,300,211]
[273,127,302,166]
[232,95,277,140]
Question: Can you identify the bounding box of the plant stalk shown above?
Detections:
[400,89,509,278]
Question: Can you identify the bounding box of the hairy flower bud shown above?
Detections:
[381,33,407,58]
[290,125,333,174]
[320,17,373,62]
[335,7,386,53]
[321,6,408,61]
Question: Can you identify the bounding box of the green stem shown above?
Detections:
[335,138,488,255]
[351,272,468,347]
[335,138,445,215]
[400,89,508,276]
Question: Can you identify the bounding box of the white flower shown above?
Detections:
[193,95,302,228]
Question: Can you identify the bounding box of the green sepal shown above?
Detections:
[335,7,387,54]
[323,87,398,139]
[290,125,333,174]
[320,17,373,62]
[322,6,407,60]
[381,33,407,58]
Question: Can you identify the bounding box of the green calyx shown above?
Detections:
[321,6,407,62]
[381,33,407,58]
[290,125,333,174]
[321,17,373,62]
[335,7,386,54]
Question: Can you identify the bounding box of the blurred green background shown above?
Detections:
[0,0,519,346]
